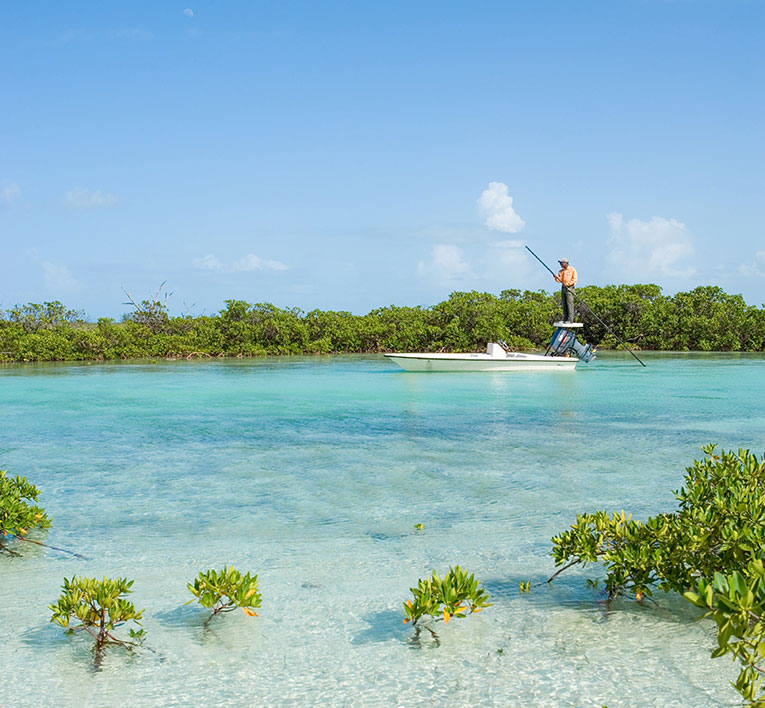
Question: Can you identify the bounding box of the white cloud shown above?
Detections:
[478,181,525,233]
[193,254,224,270]
[0,180,20,205]
[233,254,289,272]
[42,262,79,290]
[194,253,290,272]
[233,254,267,271]
[607,212,695,278]
[738,250,765,278]
[64,187,119,210]
[265,259,290,271]
[183,8,194,17]
[417,244,474,284]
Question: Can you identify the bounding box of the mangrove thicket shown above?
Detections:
[1,284,764,362]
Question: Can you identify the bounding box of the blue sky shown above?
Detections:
[1,1,763,318]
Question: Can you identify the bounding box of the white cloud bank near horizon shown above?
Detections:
[607,212,695,279]
[64,187,119,210]
[478,181,525,233]
[193,253,290,272]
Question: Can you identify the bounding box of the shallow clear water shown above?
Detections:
[1,352,763,707]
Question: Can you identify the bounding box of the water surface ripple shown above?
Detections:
[1,352,763,707]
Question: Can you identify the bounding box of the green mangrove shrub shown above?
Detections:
[49,576,145,662]
[0,471,51,552]
[3,284,765,363]
[685,561,765,706]
[550,446,765,706]
[403,565,491,626]
[550,446,765,600]
[187,566,261,617]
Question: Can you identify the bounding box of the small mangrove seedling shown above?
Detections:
[413,523,425,532]
[0,471,51,554]
[519,581,531,593]
[403,565,491,636]
[49,576,145,667]
[187,566,261,619]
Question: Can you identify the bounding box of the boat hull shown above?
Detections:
[384,352,577,372]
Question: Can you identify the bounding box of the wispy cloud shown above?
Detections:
[417,244,474,285]
[607,212,695,278]
[478,181,525,233]
[0,180,20,205]
[739,250,765,278]
[42,261,79,290]
[193,253,290,272]
[64,187,119,210]
[233,254,289,272]
[193,254,224,270]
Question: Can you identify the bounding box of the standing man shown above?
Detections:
[554,258,577,322]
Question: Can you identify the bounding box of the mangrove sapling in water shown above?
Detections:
[549,446,765,598]
[0,471,51,555]
[186,567,261,622]
[403,566,491,644]
[549,446,765,706]
[0,470,85,558]
[49,576,145,669]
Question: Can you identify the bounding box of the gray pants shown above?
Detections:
[562,286,575,322]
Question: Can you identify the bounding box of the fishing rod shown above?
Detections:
[525,245,647,367]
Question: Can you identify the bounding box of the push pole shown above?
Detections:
[525,246,647,367]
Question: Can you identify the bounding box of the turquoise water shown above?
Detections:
[1,353,763,707]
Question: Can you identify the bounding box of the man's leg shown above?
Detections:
[564,287,575,322]
[561,286,568,321]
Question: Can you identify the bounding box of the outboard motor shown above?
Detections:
[548,324,596,363]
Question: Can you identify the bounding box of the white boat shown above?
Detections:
[384,323,594,372]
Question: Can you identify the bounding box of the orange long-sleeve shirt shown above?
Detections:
[555,266,577,287]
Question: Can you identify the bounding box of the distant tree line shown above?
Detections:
[0,284,764,362]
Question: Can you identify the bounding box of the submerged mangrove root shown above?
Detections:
[0,540,22,557]
[13,535,87,559]
[412,623,441,647]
